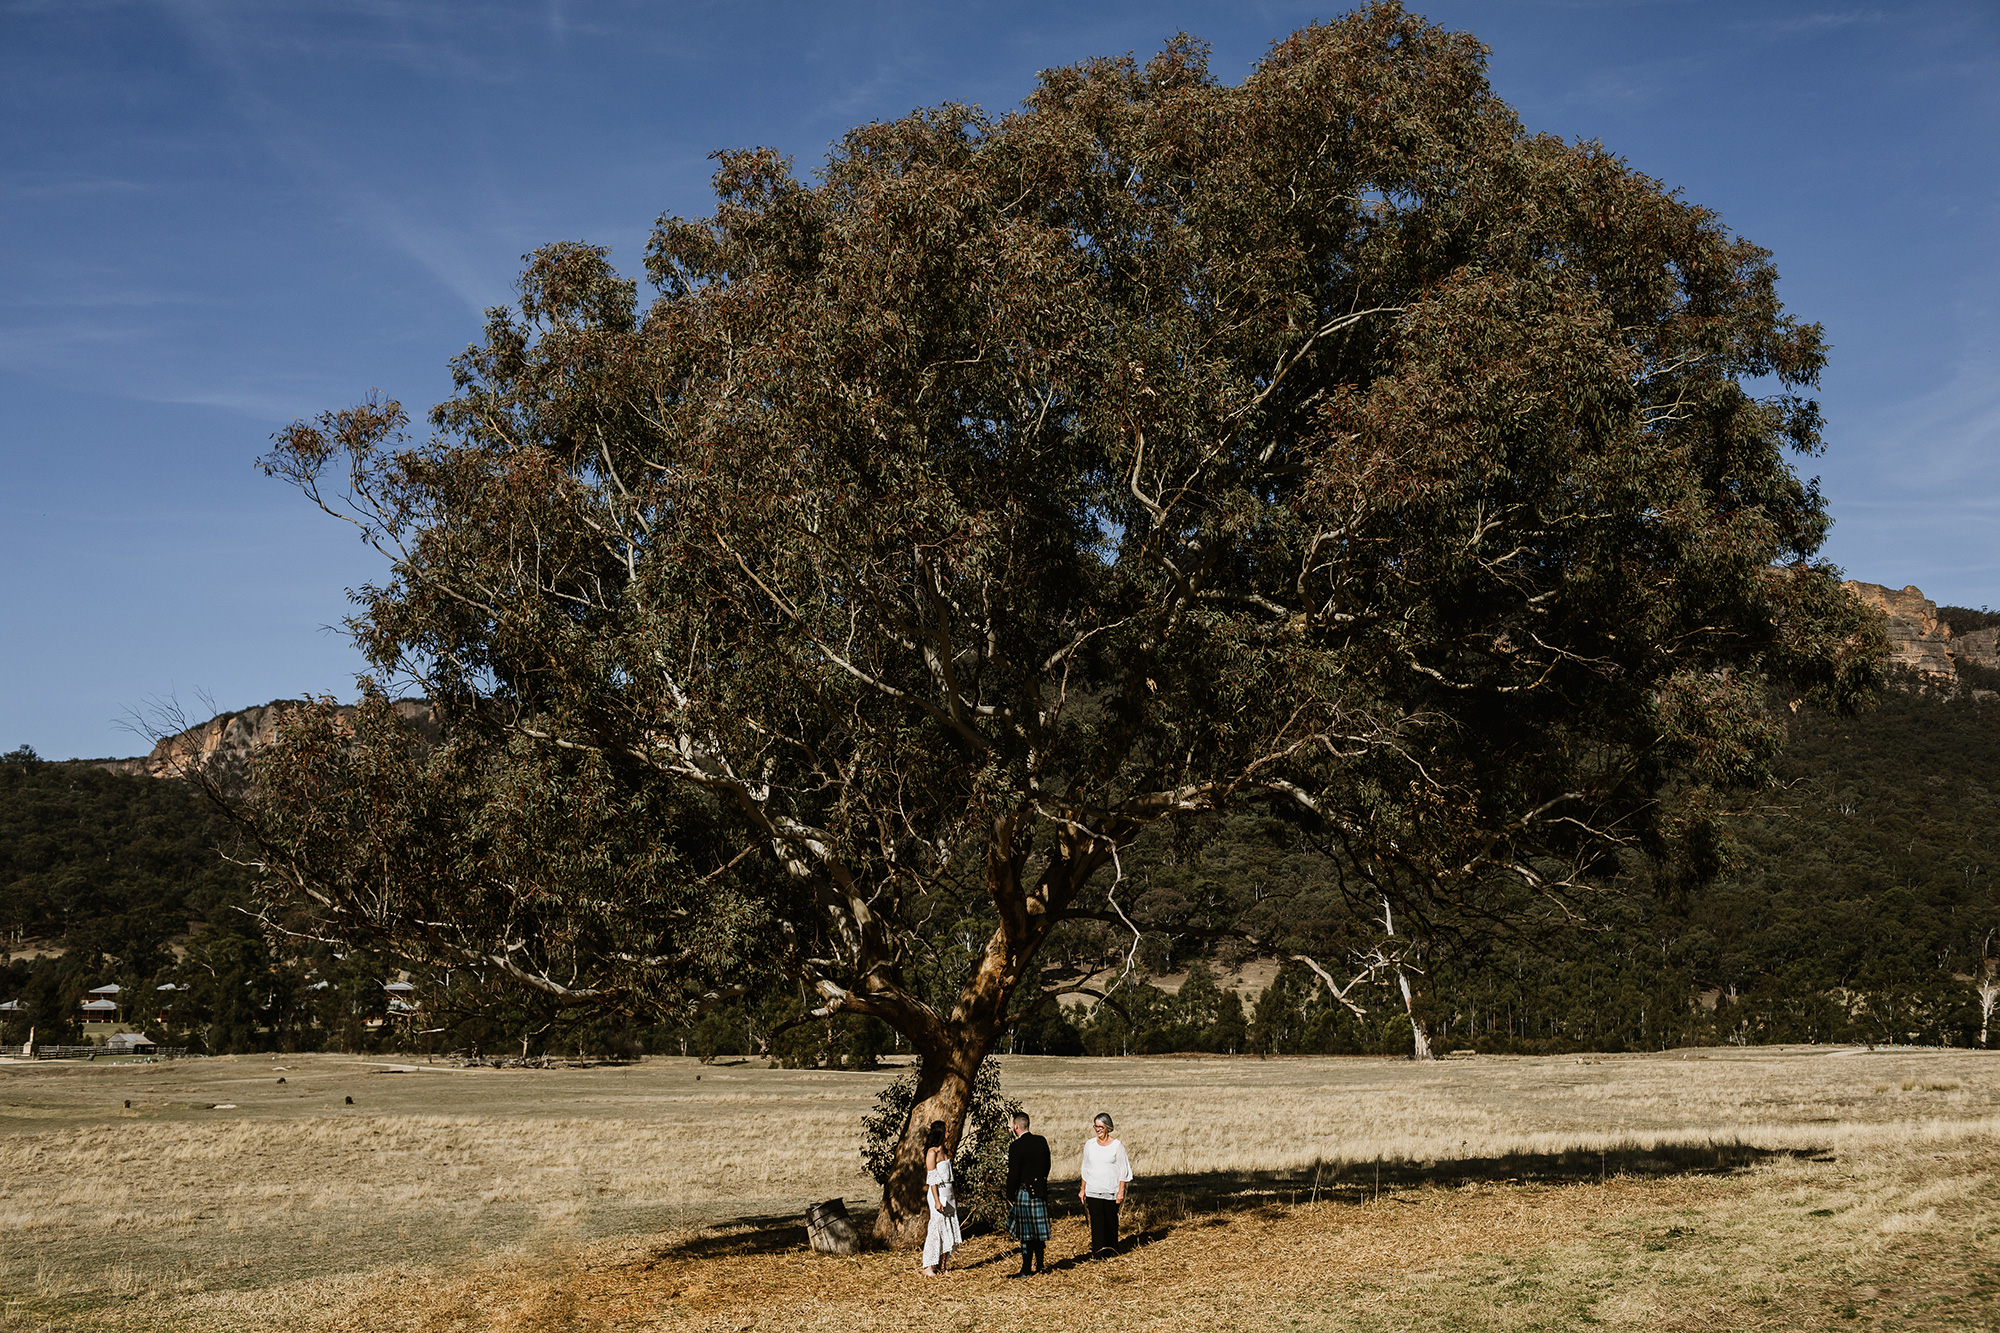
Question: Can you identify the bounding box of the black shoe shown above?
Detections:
[1006,1270,1030,1279]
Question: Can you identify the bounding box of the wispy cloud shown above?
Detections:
[160,0,517,316]
[271,132,515,315]
[0,287,198,310]
[0,305,362,420]
[1543,6,1894,118]
[7,176,148,199]
[1850,357,2000,494]
[1821,313,2000,600]
[143,381,350,422]
[154,0,624,84]
[1557,61,1687,114]
[0,315,151,372]
[1751,9,1885,38]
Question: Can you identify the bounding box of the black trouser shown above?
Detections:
[1084,1195,1120,1254]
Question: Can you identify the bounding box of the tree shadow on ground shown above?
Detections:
[650,1141,1826,1261]
[1152,1139,1829,1211]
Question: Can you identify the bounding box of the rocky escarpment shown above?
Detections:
[98,699,435,782]
[1844,581,2000,685]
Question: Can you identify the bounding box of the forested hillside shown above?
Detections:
[621,672,1992,1060]
[1691,675,2000,1043]
[1171,675,2000,1057]
[0,745,252,968]
[5,677,1998,1057]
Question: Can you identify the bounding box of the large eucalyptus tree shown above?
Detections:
[249,3,1878,1243]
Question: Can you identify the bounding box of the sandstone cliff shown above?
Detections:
[1843,581,2000,685]
[98,699,436,781]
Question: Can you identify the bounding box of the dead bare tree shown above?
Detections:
[1978,931,1999,1049]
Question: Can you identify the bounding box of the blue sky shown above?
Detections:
[2,0,1995,759]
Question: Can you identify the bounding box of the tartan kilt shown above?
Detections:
[1007,1188,1051,1243]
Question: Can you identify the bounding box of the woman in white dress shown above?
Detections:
[920,1119,961,1275]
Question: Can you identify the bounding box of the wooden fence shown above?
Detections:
[15,1045,191,1060]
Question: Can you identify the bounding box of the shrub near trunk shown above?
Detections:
[862,1060,1020,1234]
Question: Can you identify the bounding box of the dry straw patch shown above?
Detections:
[3,1047,1999,1330]
[118,1127,2000,1333]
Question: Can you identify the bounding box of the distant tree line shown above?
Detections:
[1941,605,2000,634]
[4,673,1998,1057]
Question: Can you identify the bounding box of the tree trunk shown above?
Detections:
[859,840,1102,1247]
[1397,967,1435,1061]
[871,1038,989,1247]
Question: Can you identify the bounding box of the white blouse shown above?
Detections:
[1079,1136,1133,1200]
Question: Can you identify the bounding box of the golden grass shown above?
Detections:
[3,1046,1998,1331]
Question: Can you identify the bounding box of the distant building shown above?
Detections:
[103,1032,158,1055]
[151,983,183,1027]
[81,986,123,1045]
[370,979,420,1030]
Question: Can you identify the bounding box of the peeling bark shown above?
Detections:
[872,1045,984,1247]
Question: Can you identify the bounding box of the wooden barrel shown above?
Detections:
[806,1197,862,1255]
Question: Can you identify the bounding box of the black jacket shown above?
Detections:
[1006,1131,1051,1197]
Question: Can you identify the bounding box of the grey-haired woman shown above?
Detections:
[1077,1112,1133,1257]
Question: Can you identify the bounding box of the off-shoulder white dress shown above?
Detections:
[922,1156,962,1268]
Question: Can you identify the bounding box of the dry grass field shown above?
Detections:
[3,1046,1998,1331]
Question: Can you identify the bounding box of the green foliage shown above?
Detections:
[0,752,296,1054]
[1075,969,1260,1055]
[1242,961,1388,1055]
[239,695,775,1024]
[1006,1002,1084,1056]
[766,996,895,1070]
[245,5,1869,1079]
[1940,606,2000,634]
[688,1009,752,1063]
[860,1058,1020,1232]
[1682,686,2000,1045]
[1273,686,2000,1054]
[1062,683,2000,1056]
[0,752,256,972]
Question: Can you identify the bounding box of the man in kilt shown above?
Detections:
[1004,1109,1051,1277]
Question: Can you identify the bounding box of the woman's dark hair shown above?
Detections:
[1093,1112,1114,1132]
[924,1120,947,1149]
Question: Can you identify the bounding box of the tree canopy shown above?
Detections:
[247,4,1879,1240]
